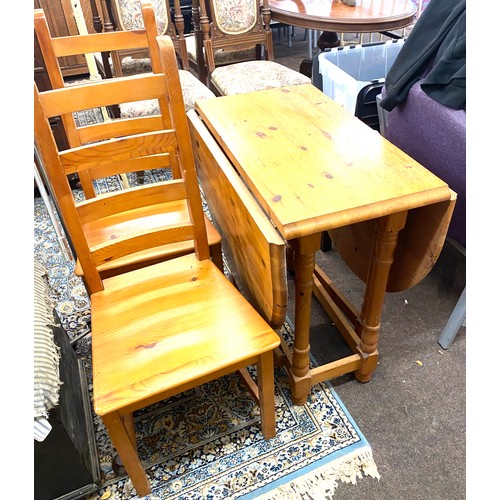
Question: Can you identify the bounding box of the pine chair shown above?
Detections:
[34,3,223,277]
[88,0,215,112]
[198,0,311,96]
[34,35,281,497]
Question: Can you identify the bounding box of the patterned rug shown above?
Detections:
[34,110,380,499]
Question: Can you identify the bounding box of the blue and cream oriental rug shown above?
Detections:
[34,159,380,499]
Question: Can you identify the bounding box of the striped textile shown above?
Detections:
[34,261,61,440]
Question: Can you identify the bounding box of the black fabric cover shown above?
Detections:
[379,0,466,111]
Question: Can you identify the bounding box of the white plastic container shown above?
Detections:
[318,39,405,114]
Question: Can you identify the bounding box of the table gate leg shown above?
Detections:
[289,233,322,405]
[355,211,408,382]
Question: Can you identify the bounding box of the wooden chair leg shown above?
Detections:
[257,350,276,439]
[101,412,151,497]
[237,367,260,405]
[121,412,137,452]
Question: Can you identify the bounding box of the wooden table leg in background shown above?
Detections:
[288,233,322,405]
[355,211,408,383]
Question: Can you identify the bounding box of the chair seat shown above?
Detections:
[185,34,257,66]
[120,55,152,75]
[178,69,216,109]
[211,60,311,96]
[74,201,222,278]
[91,253,281,416]
[119,69,216,116]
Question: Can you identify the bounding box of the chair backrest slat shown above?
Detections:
[91,222,195,268]
[76,115,166,144]
[59,130,177,172]
[37,74,169,118]
[76,180,187,222]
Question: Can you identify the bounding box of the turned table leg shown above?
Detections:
[355,212,408,383]
[289,233,322,405]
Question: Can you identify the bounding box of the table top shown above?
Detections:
[194,84,452,241]
[268,0,417,33]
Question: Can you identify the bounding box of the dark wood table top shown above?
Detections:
[268,0,417,32]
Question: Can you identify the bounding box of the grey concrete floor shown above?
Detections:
[271,27,468,500]
[287,241,466,500]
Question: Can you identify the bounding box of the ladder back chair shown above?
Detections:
[198,0,310,96]
[34,35,281,497]
[34,2,223,278]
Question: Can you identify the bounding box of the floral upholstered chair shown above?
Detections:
[185,0,258,84]
[198,0,310,96]
[113,0,170,35]
[104,0,215,112]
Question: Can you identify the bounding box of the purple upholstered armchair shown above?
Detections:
[382,82,465,249]
[378,82,466,349]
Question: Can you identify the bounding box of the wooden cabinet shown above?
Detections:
[34,320,101,499]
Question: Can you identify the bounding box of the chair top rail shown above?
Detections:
[49,30,151,58]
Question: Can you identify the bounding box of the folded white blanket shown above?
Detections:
[34,261,61,441]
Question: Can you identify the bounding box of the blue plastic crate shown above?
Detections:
[317,40,405,116]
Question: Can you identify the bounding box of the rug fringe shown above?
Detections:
[256,446,380,499]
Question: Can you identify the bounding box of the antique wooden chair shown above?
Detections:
[101,0,184,73]
[34,35,281,497]
[88,0,215,112]
[34,3,223,277]
[185,0,260,84]
[198,0,311,96]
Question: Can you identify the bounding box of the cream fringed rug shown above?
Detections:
[34,169,380,499]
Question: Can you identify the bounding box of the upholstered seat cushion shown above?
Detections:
[210,60,311,96]
[178,70,216,109]
[120,55,152,75]
[119,69,216,117]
